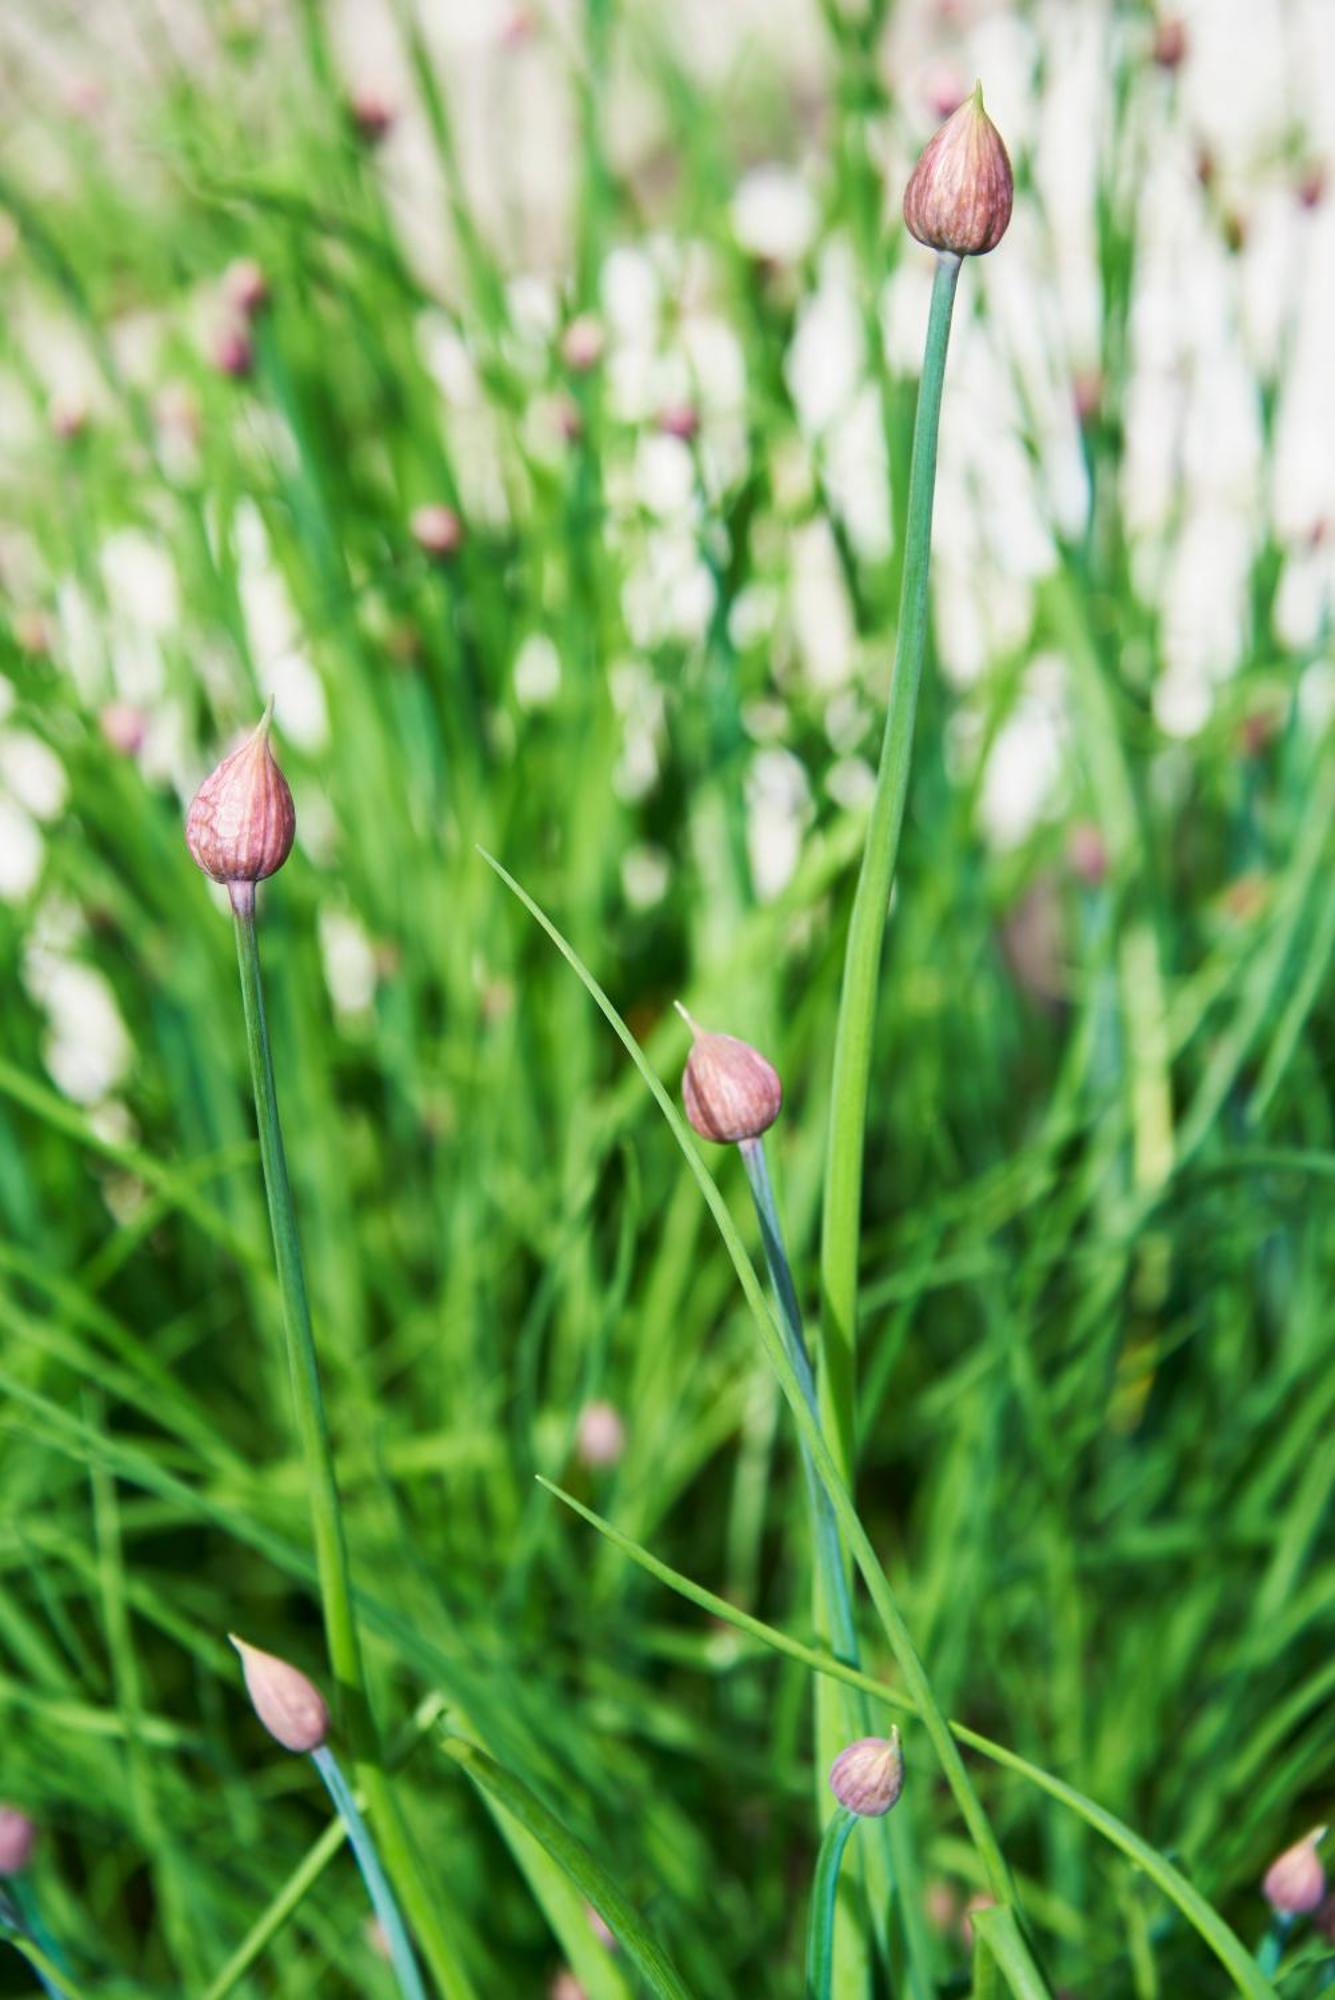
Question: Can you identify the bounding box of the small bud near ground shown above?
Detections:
[576,1400,626,1469]
[0,1806,37,1875]
[223,257,269,318]
[186,706,295,912]
[828,1732,904,1818]
[903,83,1013,259]
[1263,1826,1327,1916]
[230,1634,330,1753]
[677,1004,783,1144]
[411,503,465,560]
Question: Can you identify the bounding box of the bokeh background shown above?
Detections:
[0,0,1333,1993]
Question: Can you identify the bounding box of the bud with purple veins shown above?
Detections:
[185,704,295,914]
[903,82,1013,259]
[1263,1825,1327,1917]
[829,1732,905,1818]
[677,1004,782,1145]
[230,1634,330,1752]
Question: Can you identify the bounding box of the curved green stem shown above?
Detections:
[232,900,474,1999]
[818,250,962,1483]
[313,1746,426,2000]
[806,1808,861,2000]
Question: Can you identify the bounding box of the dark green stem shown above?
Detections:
[818,250,962,1482]
[805,1808,861,2000]
[231,894,474,1999]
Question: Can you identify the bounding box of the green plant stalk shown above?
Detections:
[806,1807,861,2000]
[313,1745,426,2000]
[741,1138,932,1996]
[967,1905,1050,2000]
[1254,1915,1289,1976]
[819,250,962,1483]
[485,858,1041,1980]
[232,898,474,2000]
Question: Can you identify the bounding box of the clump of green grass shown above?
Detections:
[0,0,1332,1994]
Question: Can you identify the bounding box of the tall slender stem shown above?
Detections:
[742,1136,933,1996]
[805,1808,860,2000]
[313,1747,427,2000]
[231,901,474,1999]
[819,250,962,1482]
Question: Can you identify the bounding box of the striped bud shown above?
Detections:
[677,1005,782,1145]
[829,1732,904,1818]
[185,705,295,913]
[230,1635,330,1754]
[903,83,1013,258]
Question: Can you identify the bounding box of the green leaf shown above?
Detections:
[439,1735,691,2000]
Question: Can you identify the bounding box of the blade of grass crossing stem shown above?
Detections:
[968,1906,1052,2000]
[818,251,962,1484]
[479,1798,634,2000]
[231,903,476,2000]
[535,1479,1277,2000]
[480,853,1038,1955]
[438,1736,691,2000]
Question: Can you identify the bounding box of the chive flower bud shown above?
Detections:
[223,258,269,318]
[903,83,1013,259]
[1263,1826,1327,1916]
[411,503,465,560]
[828,1732,904,1818]
[185,705,295,910]
[0,1806,37,1876]
[677,1004,782,1144]
[230,1635,330,1753]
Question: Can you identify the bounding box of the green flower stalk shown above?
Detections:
[807,1737,905,2000]
[0,1808,62,2000]
[186,712,473,1999]
[231,1638,426,2000]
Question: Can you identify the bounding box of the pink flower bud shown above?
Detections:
[411,504,465,560]
[223,258,269,318]
[658,402,699,442]
[1067,820,1108,888]
[229,1634,329,1753]
[350,88,395,144]
[1151,17,1188,70]
[1263,1826,1327,1917]
[0,1806,38,1875]
[677,1006,782,1145]
[829,1732,904,1818]
[560,314,605,373]
[548,1975,585,2000]
[576,1401,626,1469]
[185,705,296,909]
[903,83,1013,259]
[100,702,148,758]
[1298,162,1326,211]
[212,322,254,379]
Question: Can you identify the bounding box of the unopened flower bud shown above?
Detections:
[0,1806,38,1875]
[185,705,296,910]
[350,87,395,144]
[411,503,465,560]
[212,322,254,379]
[677,1005,782,1145]
[658,402,699,443]
[230,1634,330,1753]
[576,1400,626,1469]
[829,1732,904,1818]
[223,257,269,318]
[1263,1826,1327,1917]
[1151,17,1188,70]
[560,314,605,373]
[903,83,1013,259]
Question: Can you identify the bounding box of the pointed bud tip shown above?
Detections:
[681,1022,782,1144]
[230,1634,329,1753]
[829,1732,905,1817]
[903,86,1013,258]
[185,710,296,891]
